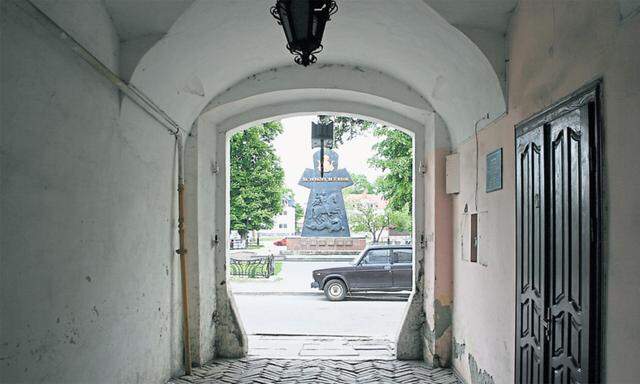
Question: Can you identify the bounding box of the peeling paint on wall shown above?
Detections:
[453,337,466,359]
[468,354,495,384]
[434,299,452,339]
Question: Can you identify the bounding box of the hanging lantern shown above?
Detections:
[270,0,338,67]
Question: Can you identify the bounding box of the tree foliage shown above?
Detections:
[369,127,413,212]
[344,173,376,195]
[348,201,412,243]
[294,203,304,233]
[230,122,285,239]
[318,115,376,147]
[317,115,413,212]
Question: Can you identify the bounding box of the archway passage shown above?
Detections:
[12,1,640,383]
[126,0,493,371]
[212,113,423,360]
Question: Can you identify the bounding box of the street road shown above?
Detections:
[230,261,354,293]
[234,294,407,339]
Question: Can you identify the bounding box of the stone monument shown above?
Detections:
[299,149,352,237]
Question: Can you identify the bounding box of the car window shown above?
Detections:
[393,249,412,264]
[360,249,390,265]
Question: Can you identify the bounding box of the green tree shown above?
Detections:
[230,122,285,240]
[348,200,412,243]
[369,127,413,212]
[344,173,376,195]
[348,200,387,243]
[387,208,412,233]
[294,203,304,233]
[316,115,413,212]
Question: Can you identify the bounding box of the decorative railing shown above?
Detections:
[229,255,275,278]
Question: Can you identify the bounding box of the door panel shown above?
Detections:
[351,249,392,290]
[548,107,592,383]
[515,83,601,384]
[516,126,546,384]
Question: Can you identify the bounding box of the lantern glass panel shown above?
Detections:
[290,1,310,41]
[311,15,319,37]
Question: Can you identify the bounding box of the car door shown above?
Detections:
[351,249,393,290]
[391,249,413,290]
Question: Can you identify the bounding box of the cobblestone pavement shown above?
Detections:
[169,358,461,384]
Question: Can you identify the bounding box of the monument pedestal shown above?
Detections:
[284,236,366,255]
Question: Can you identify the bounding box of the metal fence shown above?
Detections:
[229,255,275,278]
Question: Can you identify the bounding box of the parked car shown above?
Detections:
[273,238,287,246]
[310,245,413,301]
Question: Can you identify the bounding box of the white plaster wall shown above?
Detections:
[452,1,640,382]
[184,117,217,365]
[0,1,183,382]
[451,121,515,384]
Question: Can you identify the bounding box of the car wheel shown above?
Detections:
[324,279,347,301]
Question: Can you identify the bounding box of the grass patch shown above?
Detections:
[274,261,283,276]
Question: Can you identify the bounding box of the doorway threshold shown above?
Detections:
[248,334,396,360]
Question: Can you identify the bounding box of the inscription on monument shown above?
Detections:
[299,149,352,237]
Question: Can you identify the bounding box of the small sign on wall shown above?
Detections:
[486,148,503,192]
[445,153,460,194]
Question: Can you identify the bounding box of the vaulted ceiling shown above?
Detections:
[105,0,519,42]
[109,0,518,146]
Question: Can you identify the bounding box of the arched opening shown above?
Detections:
[115,0,503,372]
[206,109,426,359]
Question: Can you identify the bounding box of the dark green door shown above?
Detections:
[515,82,602,384]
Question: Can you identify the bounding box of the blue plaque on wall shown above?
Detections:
[486,148,503,193]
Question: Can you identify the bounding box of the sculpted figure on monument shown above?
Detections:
[306,191,344,232]
[299,149,352,237]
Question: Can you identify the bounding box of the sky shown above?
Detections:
[272,115,385,206]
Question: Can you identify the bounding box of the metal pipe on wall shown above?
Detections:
[13,0,184,137]
[13,0,194,375]
[176,134,193,375]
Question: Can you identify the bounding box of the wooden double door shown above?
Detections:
[515,83,602,384]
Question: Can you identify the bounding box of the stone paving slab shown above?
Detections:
[247,335,396,360]
[169,358,461,384]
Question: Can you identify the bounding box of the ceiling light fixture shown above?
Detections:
[270,0,338,67]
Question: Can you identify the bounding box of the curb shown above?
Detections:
[232,291,410,301]
[232,291,322,296]
[283,257,355,262]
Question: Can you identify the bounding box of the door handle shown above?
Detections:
[543,307,551,341]
[543,320,551,341]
